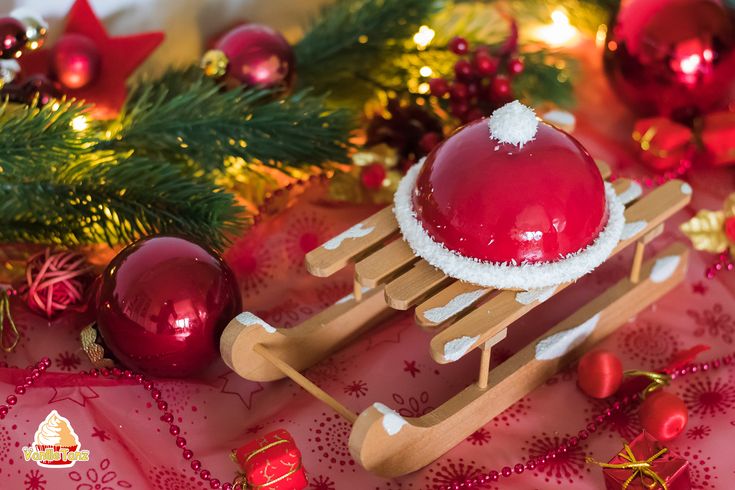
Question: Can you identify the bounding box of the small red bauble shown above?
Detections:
[360,163,387,190]
[96,236,241,377]
[412,118,607,263]
[0,17,27,59]
[215,24,294,89]
[639,391,688,441]
[454,59,474,80]
[448,36,469,55]
[474,52,498,76]
[51,33,101,89]
[577,350,624,398]
[603,0,735,119]
[490,75,512,101]
[508,58,524,76]
[429,78,449,97]
[724,216,735,243]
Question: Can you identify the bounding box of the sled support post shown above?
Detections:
[630,223,665,283]
[253,344,357,423]
[354,277,363,302]
[476,328,508,389]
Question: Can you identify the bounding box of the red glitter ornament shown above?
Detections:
[51,33,100,89]
[412,118,607,264]
[604,0,735,119]
[215,24,294,89]
[448,36,469,55]
[577,350,624,399]
[360,163,387,190]
[96,236,241,377]
[639,391,688,441]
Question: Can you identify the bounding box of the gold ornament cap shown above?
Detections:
[10,8,48,50]
[201,49,229,79]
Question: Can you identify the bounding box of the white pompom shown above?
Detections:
[488,100,538,147]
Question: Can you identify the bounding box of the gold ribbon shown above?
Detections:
[587,443,669,490]
[0,290,19,352]
[624,370,671,398]
[231,436,302,489]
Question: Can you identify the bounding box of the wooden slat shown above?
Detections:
[306,207,398,277]
[350,243,689,477]
[595,159,611,180]
[413,178,634,329]
[355,239,418,288]
[384,261,452,310]
[429,179,691,364]
[415,282,491,329]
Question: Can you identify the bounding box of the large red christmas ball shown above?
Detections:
[603,0,735,119]
[96,236,241,377]
[639,391,688,441]
[577,350,624,399]
[413,118,606,264]
[51,33,100,89]
[215,24,294,89]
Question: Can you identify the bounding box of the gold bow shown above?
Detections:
[624,370,671,398]
[587,443,669,490]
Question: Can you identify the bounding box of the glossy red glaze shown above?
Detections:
[413,118,607,263]
[97,236,241,377]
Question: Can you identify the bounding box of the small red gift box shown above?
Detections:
[597,431,690,490]
[233,429,307,489]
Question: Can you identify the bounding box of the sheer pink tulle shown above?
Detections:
[21,249,92,319]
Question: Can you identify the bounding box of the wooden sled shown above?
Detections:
[221,162,692,477]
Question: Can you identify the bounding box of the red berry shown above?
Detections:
[449,81,469,100]
[577,350,624,399]
[474,52,498,77]
[360,163,387,190]
[639,391,688,441]
[448,36,469,55]
[466,81,481,98]
[490,75,512,100]
[508,57,525,75]
[450,100,470,118]
[419,132,442,153]
[725,216,735,243]
[454,59,474,80]
[429,77,449,97]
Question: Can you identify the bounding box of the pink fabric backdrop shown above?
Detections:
[2,41,735,490]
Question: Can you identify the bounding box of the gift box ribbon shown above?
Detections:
[231,437,303,489]
[587,443,669,489]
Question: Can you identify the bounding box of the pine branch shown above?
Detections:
[295,0,443,105]
[112,70,354,173]
[512,50,576,108]
[0,102,243,249]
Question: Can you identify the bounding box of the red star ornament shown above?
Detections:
[20,0,163,119]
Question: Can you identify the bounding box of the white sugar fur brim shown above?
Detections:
[393,159,625,290]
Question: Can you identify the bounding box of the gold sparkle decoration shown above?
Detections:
[680,193,735,257]
[80,324,115,369]
[201,49,229,79]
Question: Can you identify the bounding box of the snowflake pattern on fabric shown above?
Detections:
[679,375,735,418]
[307,413,356,474]
[392,391,434,417]
[524,433,589,485]
[55,351,82,371]
[148,466,205,489]
[686,425,711,440]
[68,458,132,489]
[466,428,492,446]
[672,445,718,489]
[618,320,680,368]
[225,241,277,298]
[344,380,368,398]
[256,299,315,329]
[425,459,496,490]
[588,400,641,441]
[283,213,332,270]
[24,470,47,490]
[687,303,735,344]
[309,475,337,490]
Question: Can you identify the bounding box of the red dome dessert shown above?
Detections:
[394,101,624,290]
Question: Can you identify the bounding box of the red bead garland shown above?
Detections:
[2,352,734,490]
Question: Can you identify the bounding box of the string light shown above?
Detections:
[71,115,88,132]
[413,25,435,50]
[419,66,433,77]
[533,9,579,47]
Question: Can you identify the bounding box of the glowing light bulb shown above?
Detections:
[534,9,579,47]
[413,25,435,50]
[419,66,433,77]
[71,115,88,131]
